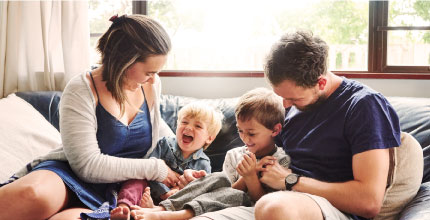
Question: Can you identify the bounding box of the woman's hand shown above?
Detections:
[162,165,180,187]
[177,169,207,189]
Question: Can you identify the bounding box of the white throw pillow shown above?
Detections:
[0,94,61,182]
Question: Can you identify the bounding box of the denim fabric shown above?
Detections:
[95,101,152,158]
[29,89,152,212]
[33,160,119,211]
[148,136,211,201]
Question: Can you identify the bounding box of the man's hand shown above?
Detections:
[256,155,276,172]
[161,164,180,187]
[177,169,207,189]
[259,161,291,190]
[236,152,258,178]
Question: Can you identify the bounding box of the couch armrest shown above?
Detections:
[398,182,430,220]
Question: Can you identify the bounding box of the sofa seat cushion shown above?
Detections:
[0,94,61,182]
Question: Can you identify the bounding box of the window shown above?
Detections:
[147,0,369,72]
[88,0,430,78]
[387,0,430,66]
[369,0,430,76]
[88,0,132,65]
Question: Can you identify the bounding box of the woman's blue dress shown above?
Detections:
[33,73,152,212]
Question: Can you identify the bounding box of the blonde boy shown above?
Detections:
[111,102,224,220]
[129,88,290,220]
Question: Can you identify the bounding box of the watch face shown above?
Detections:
[286,174,298,184]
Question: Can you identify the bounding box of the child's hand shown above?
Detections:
[236,152,258,178]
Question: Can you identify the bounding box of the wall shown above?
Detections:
[160,77,430,99]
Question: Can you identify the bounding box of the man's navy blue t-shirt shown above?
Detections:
[277,78,401,219]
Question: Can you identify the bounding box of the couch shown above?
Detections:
[0,91,429,219]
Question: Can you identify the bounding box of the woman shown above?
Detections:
[0,14,179,220]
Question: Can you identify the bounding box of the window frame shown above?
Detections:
[132,1,430,79]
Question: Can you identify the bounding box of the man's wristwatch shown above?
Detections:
[285,173,301,191]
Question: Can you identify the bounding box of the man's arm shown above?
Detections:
[260,148,390,218]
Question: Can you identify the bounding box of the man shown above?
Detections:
[184,31,402,220]
[254,31,401,220]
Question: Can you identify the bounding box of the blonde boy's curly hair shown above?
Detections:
[177,102,224,149]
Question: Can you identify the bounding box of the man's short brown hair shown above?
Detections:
[264,31,329,88]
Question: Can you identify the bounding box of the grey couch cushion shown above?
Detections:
[387,97,430,182]
[16,91,61,131]
[399,182,430,220]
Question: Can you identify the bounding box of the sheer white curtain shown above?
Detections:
[0,1,90,97]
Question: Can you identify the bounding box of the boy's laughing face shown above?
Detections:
[176,116,213,159]
[236,118,279,157]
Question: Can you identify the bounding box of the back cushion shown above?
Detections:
[0,94,61,182]
[388,97,430,182]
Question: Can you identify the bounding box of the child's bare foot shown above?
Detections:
[139,187,154,208]
[110,205,130,220]
[130,205,165,217]
[133,209,195,220]
[133,212,163,220]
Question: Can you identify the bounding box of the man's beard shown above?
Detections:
[297,93,328,112]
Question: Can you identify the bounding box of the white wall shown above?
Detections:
[160,77,430,99]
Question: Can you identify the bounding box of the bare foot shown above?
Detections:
[134,209,195,220]
[139,187,154,208]
[130,205,165,217]
[134,212,163,220]
[110,205,130,220]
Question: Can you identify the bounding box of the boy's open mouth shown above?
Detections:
[182,134,194,143]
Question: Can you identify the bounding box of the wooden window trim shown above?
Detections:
[159,71,430,79]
